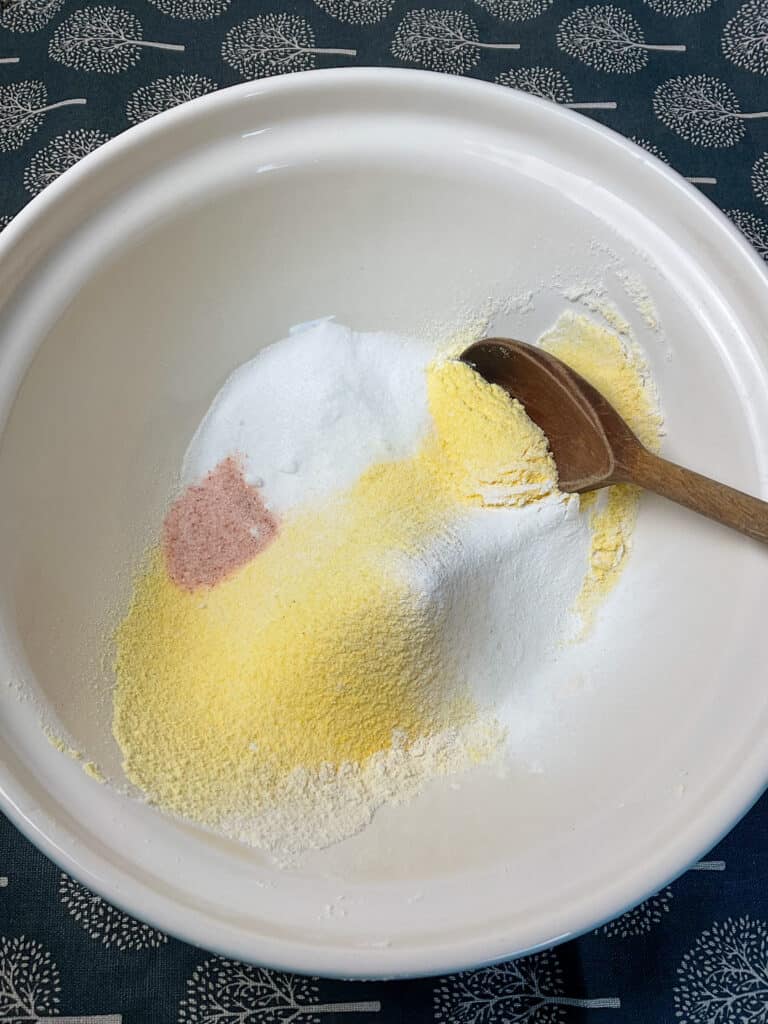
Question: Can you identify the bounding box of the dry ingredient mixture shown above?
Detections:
[112,314,661,861]
[540,313,663,629]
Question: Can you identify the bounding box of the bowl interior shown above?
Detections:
[0,72,767,976]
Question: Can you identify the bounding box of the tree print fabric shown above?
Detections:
[0,79,86,152]
[556,5,686,73]
[432,952,621,1021]
[390,9,520,73]
[178,960,381,1021]
[1,0,768,1020]
[674,916,768,1022]
[48,6,186,74]
[222,14,356,78]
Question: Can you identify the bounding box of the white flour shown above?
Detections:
[222,721,506,864]
[183,321,434,515]
[415,500,588,712]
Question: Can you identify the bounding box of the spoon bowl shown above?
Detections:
[461,337,768,542]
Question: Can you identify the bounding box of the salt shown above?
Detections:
[182,321,434,516]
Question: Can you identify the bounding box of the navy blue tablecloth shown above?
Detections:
[2,0,768,1020]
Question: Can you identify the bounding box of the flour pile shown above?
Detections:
[112,318,661,862]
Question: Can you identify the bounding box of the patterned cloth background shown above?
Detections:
[2,0,768,1020]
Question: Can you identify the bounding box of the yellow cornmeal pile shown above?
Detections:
[113,361,557,826]
[426,358,558,507]
[541,312,663,626]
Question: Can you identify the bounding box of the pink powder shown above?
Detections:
[163,456,278,591]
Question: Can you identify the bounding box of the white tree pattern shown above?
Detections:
[653,74,768,147]
[497,65,617,109]
[49,6,185,74]
[674,916,768,1022]
[600,887,673,938]
[126,73,217,124]
[178,959,381,1022]
[0,217,11,232]
[0,934,121,1022]
[392,9,520,74]
[472,0,553,23]
[752,152,768,203]
[0,0,67,33]
[643,0,717,14]
[23,128,110,195]
[0,80,86,153]
[222,14,356,80]
[723,0,768,75]
[433,951,620,1021]
[728,208,768,259]
[147,0,231,21]
[0,936,61,1021]
[58,873,167,951]
[312,0,394,26]
[557,5,685,74]
[631,135,717,183]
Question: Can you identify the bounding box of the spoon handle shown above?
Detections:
[628,448,768,544]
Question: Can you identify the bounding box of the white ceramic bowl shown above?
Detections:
[1,69,767,979]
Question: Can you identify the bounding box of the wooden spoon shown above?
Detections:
[460,337,768,544]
